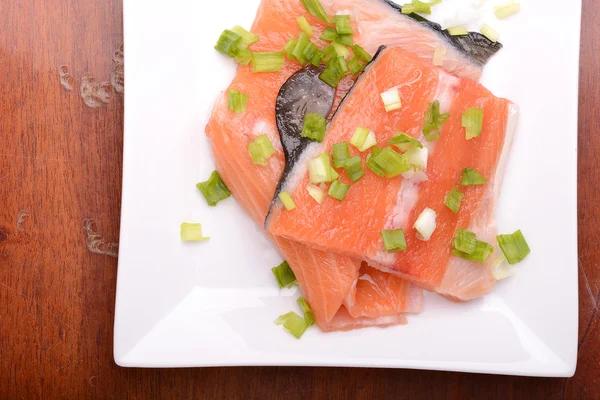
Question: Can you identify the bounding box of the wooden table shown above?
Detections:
[1,1,598,398]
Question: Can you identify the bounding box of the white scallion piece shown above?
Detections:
[413,208,437,241]
[380,89,402,112]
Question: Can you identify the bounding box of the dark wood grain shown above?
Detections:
[0,0,598,398]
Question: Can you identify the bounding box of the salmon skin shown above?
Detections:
[379,0,502,66]
[266,47,519,301]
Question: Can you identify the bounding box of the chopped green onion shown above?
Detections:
[230,26,259,47]
[388,133,423,152]
[319,56,349,87]
[331,42,351,58]
[196,170,231,206]
[452,240,494,263]
[497,230,530,264]
[480,24,500,42]
[227,89,249,113]
[300,0,333,23]
[251,52,285,72]
[461,168,487,186]
[447,26,469,36]
[271,261,296,288]
[402,0,442,15]
[347,57,364,74]
[414,208,437,241]
[334,14,353,35]
[462,107,484,140]
[275,311,308,338]
[296,16,314,36]
[292,33,311,64]
[308,153,339,183]
[335,33,354,47]
[332,142,351,168]
[490,255,516,280]
[328,180,350,201]
[306,184,325,204]
[297,296,315,326]
[444,187,464,214]
[343,156,365,182]
[381,228,407,252]
[350,127,377,152]
[180,222,210,242]
[423,100,450,141]
[234,48,253,66]
[371,147,411,178]
[301,113,327,142]
[380,89,402,112]
[278,191,296,211]
[452,228,477,254]
[366,146,385,177]
[433,45,446,66]
[494,2,520,19]
[214,29,242,57]
[248,134,276,166]
[353,45,372,62]
[311,52,323,67]
[283,37,299,60]
[320,27,338,41]
[404,146,429,171]
[302,42,319,63]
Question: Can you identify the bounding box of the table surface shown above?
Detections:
[1,1,598,399]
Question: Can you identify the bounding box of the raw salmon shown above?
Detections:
[266,47,518,300]
[206,0,500,330]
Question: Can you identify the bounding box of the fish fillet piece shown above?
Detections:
[266,47,518,300]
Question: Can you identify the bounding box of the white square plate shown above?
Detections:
[115,0,580,375]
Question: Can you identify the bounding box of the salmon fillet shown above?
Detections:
[266,47,518,300]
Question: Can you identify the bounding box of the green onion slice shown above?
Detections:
[461,168,487,186]
[381,228,407,252]
[343,156,365,182]
[319,56,349,88]
[196,170,232,206]
[388,132,423,152]
[402,0,442,15]
[497,230,530,264]
[462,107,484,140]
[353,45,372,62]
[347,57,364,75]
[230,26,259,48]
[380,89,402,112]
[447,26,469,36]
[452,228,477,254]
[335,33,354,47]
[234,48,253,66]
[214,29,242,57]
[350,127,377,152]
[334,14,353,35]
[423,100,450,141]
[481,23,500,42]
[180,222,210,242]
[271,260,296,288]
[308,153,339,183]
[301,113,327,142]
[371,147,411,178]
[227,89,249,113]
[283,37,299,60]
[452,240,494,263]
[300,0,333,23]
[248,134,276,166]
[296,16,314,36]
[292,33,311,64]
[311,52,323,67]
[366,146,385,177]
[328,180,350,201]
[275,311,309,339]
[320,27,338,41]
[306,184,325,204]
[332,142,351,168]
[443,187,464,214]
[297,296,316,326]
[252,51,285,72]
[331,42,350,58]
[494,2,520,19]
[302,42,319,63]
[278,191,297,211]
